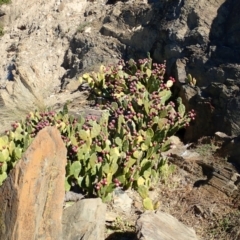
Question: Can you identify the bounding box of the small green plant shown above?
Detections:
[0,0,10,5]
[0,23,4,37]
[185,73,197,86]
[208,213,236,239]
[77,22,90,33]
[112,216,134,232]
[195,143,218,158]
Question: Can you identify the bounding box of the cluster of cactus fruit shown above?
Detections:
[0,55,196,209]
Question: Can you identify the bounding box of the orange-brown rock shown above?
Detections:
[0,126,67,240]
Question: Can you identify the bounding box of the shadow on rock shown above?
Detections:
[105,231,137,240]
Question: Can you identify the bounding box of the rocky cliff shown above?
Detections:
[0,0,240,141]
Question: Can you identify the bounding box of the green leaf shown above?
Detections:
[91,122,101,139]
[103,163,110,173]
[144,137,151,147]
[140,158,149,168]
[146,128,154,138]
[159,109,168,118]
[70,136,78,146]
[115,137,122,147]
[111,102,118,110]
[153,200,161,210]
[85,175,90,188]
[126,157,136,168]
[117,175,126,185]
[78,176,84,187]
[117,115,125,134]
[110,162,118,174]
[102,193,112,203]
[138,185,149,198]
[137,98,143,105]
[0,149,9,162]
[78,115,85,126]
[79,130,90,141]
[133,150,142,159]
[137,176,145,186]
[144,169,151,179]
[144,101,150,115]
[89,153,97,167]
[0,172,7,185]
[146,68,152,78]
[161,140,171,152]
[1,162,7,173]
[122,139,129,152]
[159,89,171,104]
[70,161,81,179]
[158,118,168,129]
[177,97,185,117]
[14,147,22,159]
[146,147,154,159]
[110,147,120,161]
[65,177,71,191]
[0,136,8,148]
[143,197,154,210]
[141,143,148,151]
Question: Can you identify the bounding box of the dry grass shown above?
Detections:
[0,100,47,134]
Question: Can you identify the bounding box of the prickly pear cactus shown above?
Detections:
[0,56,196,209]
[77,55,196,204]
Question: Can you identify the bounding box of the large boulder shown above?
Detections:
[62,198,106,240]
[136,210,198,240]
[0,126,67,240]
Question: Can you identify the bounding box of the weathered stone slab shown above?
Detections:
[136,211,198,240]
[0,126,67,240]
[62,198,106,240]
[112,188,133,213]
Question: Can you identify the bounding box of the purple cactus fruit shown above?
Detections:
[95,185,100,190]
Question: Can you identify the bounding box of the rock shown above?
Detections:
[62,198,106,240]
[95,0,240,141]
[214,131,233,147]
[105,211,118,222]
[214,132,240,165]
[162,143,201,162]
[215,131,232,141]
[0,126,67,240]
[136,211,198,240]
[64,191,85,203]
[216,134,240,165]
[1,0,240,142]
[168,136,183,148]
[0,9,5,17]
[113,188,133,213]
[196,160,240,197]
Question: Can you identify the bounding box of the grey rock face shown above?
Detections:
[95,0,240,141]
[62,198,106,240]
[1,0,240,141]
[113,188,133,213]
[136,211,198,240]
